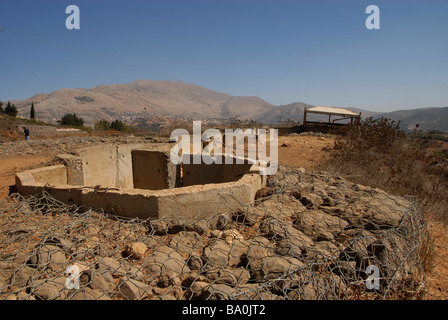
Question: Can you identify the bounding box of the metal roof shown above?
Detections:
[305,106,360,118]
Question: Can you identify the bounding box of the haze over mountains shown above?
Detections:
[7,80,448,132]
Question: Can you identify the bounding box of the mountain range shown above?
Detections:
[6,80,448,132]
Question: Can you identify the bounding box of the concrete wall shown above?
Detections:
[132,150,171,190]
[182,155,253,186]
[15,146,267,220]
[81,189,159,219]
[76,143,146,189]
[30,165,68,185]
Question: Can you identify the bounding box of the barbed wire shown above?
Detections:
[0,165,429,300]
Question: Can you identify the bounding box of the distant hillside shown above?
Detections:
[13,80,274,125]
[254,102,313,124]
[254,103,376,125]
[375,107,448,132]
[9,80,448,132]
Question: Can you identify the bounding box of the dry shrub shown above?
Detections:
[322,117,448,223]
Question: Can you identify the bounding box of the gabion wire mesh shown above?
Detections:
[0,165,429,300]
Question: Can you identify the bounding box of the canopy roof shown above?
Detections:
[305,106,360,118]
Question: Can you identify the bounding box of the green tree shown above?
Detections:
[94,119,111,131]
[0,102,4,115]
[5,102,18,117]
[61,113,84,127]
[30,103,35,120]
[110,119,128,132]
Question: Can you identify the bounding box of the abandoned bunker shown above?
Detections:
[15,143,266,219]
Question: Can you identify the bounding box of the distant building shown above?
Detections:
[303,106,361,133]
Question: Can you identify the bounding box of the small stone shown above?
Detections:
[118,278,151,300]
[124,242,147,260]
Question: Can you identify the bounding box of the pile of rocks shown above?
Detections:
[0,166,427,300]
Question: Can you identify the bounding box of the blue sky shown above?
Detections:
[0,0,447,112]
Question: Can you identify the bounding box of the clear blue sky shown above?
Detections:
[1,0,447,112]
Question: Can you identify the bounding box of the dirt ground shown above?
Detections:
[0,133,446,299]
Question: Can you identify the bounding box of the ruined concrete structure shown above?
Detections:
[15,143,266,219]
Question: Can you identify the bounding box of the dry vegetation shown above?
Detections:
[318,117,448,283]
[321,117,448,223]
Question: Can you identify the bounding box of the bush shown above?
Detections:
[110,120,128,132]
[5,102,18,117]
[61,113,84,127]
[321,117,448,222]
[94,119,111,131]
[93,119,131,132]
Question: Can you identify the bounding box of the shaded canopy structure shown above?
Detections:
[303,106,361,133]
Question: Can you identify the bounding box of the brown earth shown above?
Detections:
[0,132,446,299]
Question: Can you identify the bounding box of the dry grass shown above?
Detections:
[320,117,447,279]
[321,117,448,223]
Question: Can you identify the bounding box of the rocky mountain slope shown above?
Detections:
[6,80,447,131]
[12,80,274,125]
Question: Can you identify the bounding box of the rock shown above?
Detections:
[123,242,147,260]
[205,268,251,286]
[148,220,170,236]
[331,261,357,282]
[187,281,209,299]
[87,270,116,293]
[69,288,111,300]
[151,294,177,300]
[276,238,306,259]
[222,229,244,245]
[254,187,275,200]
[187,253,203,270]
[168,231,203,257]
[32,277,67,300]
[0,276,7,293]
[202,240,232,268]
[185,220,209,235]
[232,283,279,300]
[202,283,234,300]
[294,210,349,241]
[17,291,35,300]
[210,230,223,238]
[260,218,314,248]
[142,245,190,286]
[151,284,183,300]
[245,242,275,272]
[236,195,303,226]
[210,213,231,230]
[96,257,127,277]
[118,278,151,300]
[299,193,324,208]
[255,256,305,281]
[9,266,36,288]
[124,262,145,281]
[202,239,248,269]
[29,245,67,272]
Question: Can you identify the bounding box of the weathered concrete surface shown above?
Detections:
[15,144,266,219]
[132,150,179,190]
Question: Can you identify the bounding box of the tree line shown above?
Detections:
[1,101,129,132]
[0,101,19,117]
[0,101,36,119]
